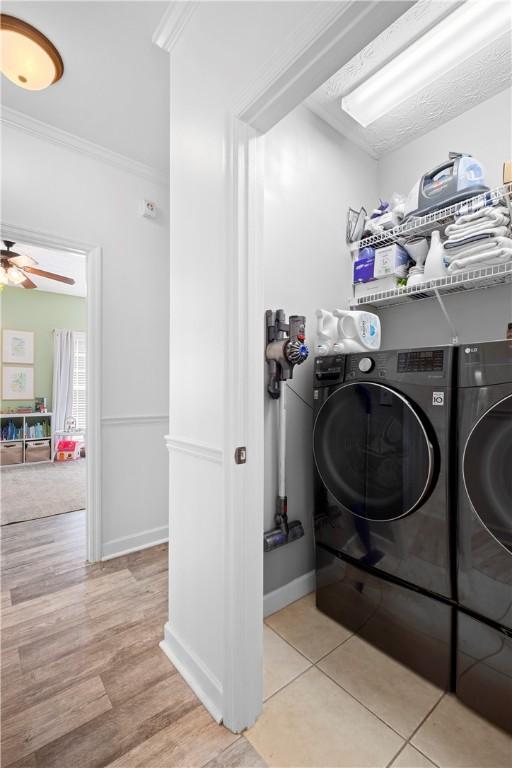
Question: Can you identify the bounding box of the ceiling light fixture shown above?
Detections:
[0,14,63,91]
[341,0,512,128]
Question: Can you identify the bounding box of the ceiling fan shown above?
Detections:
[0,241,75,288]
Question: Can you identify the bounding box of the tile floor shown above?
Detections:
[250,592,512,768]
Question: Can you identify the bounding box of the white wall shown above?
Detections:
[377,89,512,349]
[166,0,323,729]
[1,126,170,557]
[263,105,377,595]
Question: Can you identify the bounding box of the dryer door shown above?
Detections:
[313,382,435,521]
[463,393,512,554]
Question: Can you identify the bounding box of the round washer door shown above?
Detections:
[463,394,512,554]
[313,382,435,521]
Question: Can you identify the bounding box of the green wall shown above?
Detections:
[1,287,86,412]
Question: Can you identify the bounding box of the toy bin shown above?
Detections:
[25,440,51,463]
[0,442,23,466]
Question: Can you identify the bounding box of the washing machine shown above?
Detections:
[456,340,512,733]
[313,347,455,689]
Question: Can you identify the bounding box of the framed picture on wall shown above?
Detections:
[2,330,34,364]
[2,366,34,400]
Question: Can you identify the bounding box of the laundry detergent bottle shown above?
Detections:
[333,309,381,353]
[315,309,340,355]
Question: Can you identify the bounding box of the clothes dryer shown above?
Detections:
[456,340,512,733]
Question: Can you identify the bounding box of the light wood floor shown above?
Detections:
[0,511,265,768]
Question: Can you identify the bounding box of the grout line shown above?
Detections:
[263,623,316,665]
[312,627,363,665]
[263,664,313,704]
[385,741,408,768]
[407,691,445,744]
[313,664,407,743]
[264,620,356,666]
[404,692,445,768]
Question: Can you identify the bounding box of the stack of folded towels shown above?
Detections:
[443,203,512,272]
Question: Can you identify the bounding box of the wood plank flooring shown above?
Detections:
[0,511,264,767]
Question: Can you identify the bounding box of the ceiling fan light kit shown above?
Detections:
[0,241,75,289]
[0,13,64,91]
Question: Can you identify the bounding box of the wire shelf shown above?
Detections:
[349,183,512,253]
[349,261,512,309]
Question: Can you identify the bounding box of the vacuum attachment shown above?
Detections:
[264,310,308,552]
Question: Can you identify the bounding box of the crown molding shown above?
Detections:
[152,1,198,53]
[234,0,413,133]
[1,107,168,186]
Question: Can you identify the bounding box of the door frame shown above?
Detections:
[222,0,415,733]
[0,222,102,562]
[156,0,415,731]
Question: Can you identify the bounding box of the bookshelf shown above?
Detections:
[0,413,54,466]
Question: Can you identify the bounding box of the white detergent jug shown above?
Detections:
[315,309,341,355]
[333,309,381,353]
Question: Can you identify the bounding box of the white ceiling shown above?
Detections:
[306,0,512,158]
[6,242,87,297]
[1,1,170,172]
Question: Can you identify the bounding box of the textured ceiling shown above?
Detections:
[306,0,512,158]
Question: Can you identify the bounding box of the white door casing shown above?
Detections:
[0,223,102,563]
[156,0,414,732]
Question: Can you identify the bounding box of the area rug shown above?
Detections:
[1,460,86,525]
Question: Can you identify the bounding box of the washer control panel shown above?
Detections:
[397,349,444,373]
[358,357,374,373]
[314,355,345,383]
[346,352,389,379]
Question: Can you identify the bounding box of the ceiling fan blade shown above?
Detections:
[8,254,38,268]
[20,275,37,289]
[23,266,75,285]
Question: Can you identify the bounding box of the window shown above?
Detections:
[72,332,86,430]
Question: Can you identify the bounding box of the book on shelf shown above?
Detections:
[1,421,23,441]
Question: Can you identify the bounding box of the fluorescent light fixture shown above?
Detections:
[342,0,512,127]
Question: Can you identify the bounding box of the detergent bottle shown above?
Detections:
[315,309,340,355]
[333,309,381,353]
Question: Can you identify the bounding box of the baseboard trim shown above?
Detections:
[101,526,168,560]
[160,622,223,723]
[263,569,316,618]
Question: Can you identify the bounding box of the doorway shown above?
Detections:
[0,225,101,562]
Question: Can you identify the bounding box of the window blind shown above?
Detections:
[72,332,87,430]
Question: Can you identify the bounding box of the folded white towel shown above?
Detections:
[447,248,512,272]
[449,205,509,228]
[445,213,510,237]
[444,225,510,244]
[444,236,512,263]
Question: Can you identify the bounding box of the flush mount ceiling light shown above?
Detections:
[0,14,63,90]
[341,0,512,128]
